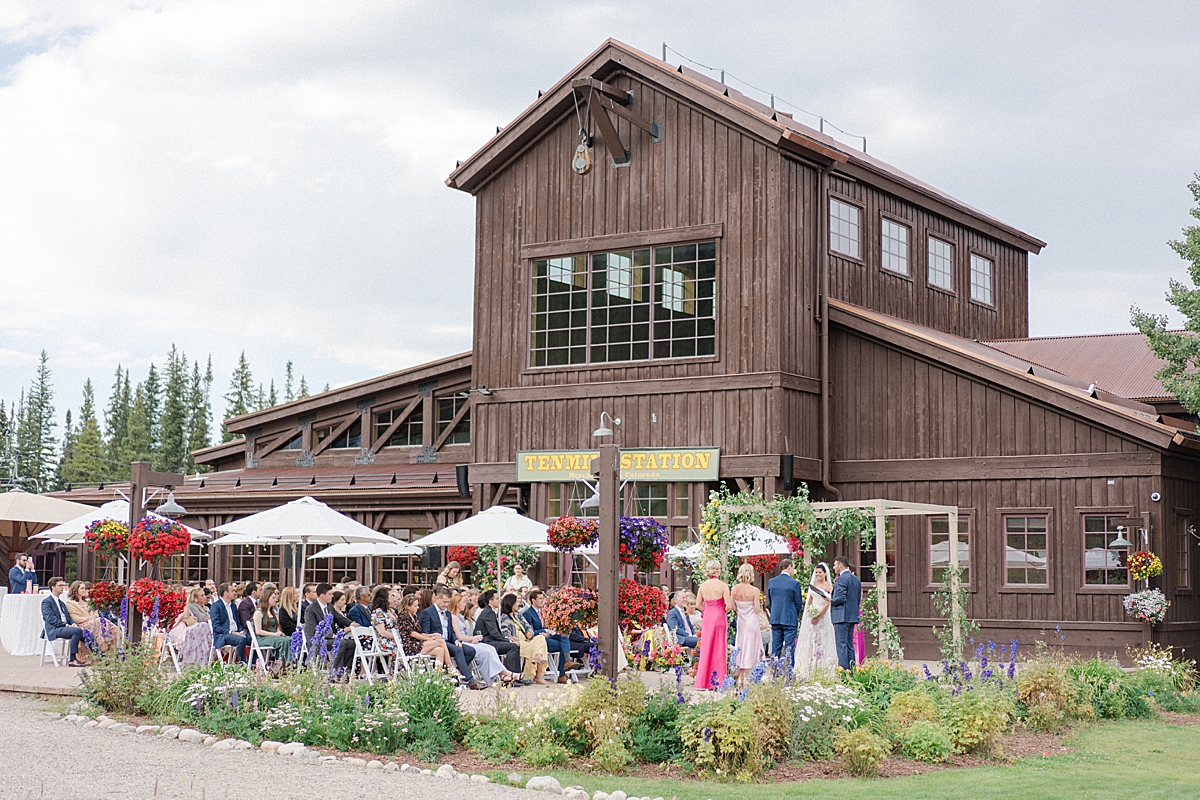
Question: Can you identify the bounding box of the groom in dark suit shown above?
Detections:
[767,557,803,663]
[829,556,861,672]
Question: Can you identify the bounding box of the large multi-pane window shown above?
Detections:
[281,432,302,451]
[1004,516,1048,585]
[860,518,896,585]
[530,241,716,367]
[437,392,470,445]
[970,253,994,305]
[829,199,861,258]
[547,481,690,523]
[374,405,423,447]
[331,419,361,449]
[881,218,909,275]
[161,544,209,585]
[307,557,359,584]
[1083,514,1129,586]
[228,544,282,585]
[927,236,954,291]
[929,515,970,585]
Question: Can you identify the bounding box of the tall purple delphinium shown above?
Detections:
[147,596,161,630]
[119,596,129,631]
[586,645,606,673]
[1007,638,1019,680]
[727,646,741,671]
[719,675,736,692]
[709,670,719,690]
[923,663,935,681]
[748,662,766,685]
[289,630,303,662]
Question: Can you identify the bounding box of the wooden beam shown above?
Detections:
[832,452,1159,483]
[520,223,724,260]
[481,369,818,403]
[570,76,629,105]
[432,398,472,451]
[589,100,628,164]
[600,97,655,136]
[311,412,357,458]
[369,395,423,455]
[255,428,300,460]
[490,483,509,509]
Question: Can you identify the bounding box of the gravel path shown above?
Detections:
[0,694,535,800]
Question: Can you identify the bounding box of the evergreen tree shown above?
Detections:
[61,381,106,486]
[157,345,191,472]
[256,382,266,411]
[15,351,57,491]
[53,410,74,490]
[0,401,11,486]
[187,358,213,471]
[103,366,130,479]
[298,376,310,399]
[284,361,295,402]
[323,383,331,393]
[144,362,162,454]
[123,382,155,465]
[267,379,278,408]
[222,351,255,441]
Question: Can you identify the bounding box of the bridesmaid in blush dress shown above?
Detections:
[694,559,733,691]
[731,563,765,686]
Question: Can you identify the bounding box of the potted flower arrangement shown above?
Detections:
[619,516,668,573]
[89,581,126,613]
[618,578,667,632]
[128,517,191,561]
[742,554,781,574]
[547,515,599,551]
[1127,550,1163,581]
[540,585,598,631]
[1123,588,1171,625]
[127,578,187,627]
[84,519,129,560]
[476,544,540,591]
[446,545,478,568]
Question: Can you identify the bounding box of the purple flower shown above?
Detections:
[119,596,128,630]
[720,676,736,692]
[289,630,303,661]
[749,662,766,684]
[81,628,98,655]
[677,691,687,704]
[703,726,712,742]
[709,670,719,689]
[738,688,748,701]
[728,646,741,670]
[643,639,651,657]
[586,645,606,673]
[923,663,934,681]
[230,688,239,710]
[148,596,161,630]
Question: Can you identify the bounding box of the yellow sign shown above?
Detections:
[516,448,720,482]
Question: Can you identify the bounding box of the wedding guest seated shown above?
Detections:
[64,581,117,661]
[522,589,578,681]
[417,587,434,613]
[501,592,549,685]
[302,583,358,672]
[211,582,250,661]
[237,582,260,632]
[449,592,517,686]
[475,589,523,678]
[41,577,85,666]
[252,583,293,663]
[172,586,213,667]
[568,625,596,661]
[419,586,482,689]
[436,560,465,589]
[503,563,533,594]
[347,586,372,627]
[299,583,317,620]
[277,586,299,637]
[686,594,703,633]
[666,591,700,650]
[391,592,456,672]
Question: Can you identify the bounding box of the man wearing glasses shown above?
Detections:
[41,578,86,666]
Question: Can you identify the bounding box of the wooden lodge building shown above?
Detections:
[52,40,1200,659]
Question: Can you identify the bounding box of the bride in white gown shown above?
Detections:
[795,562,838,678]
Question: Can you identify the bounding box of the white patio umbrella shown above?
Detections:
[413,505,549,588]
[308,541,423,559]
[1,489,96,561]
[729,524,791,556]
[32,499,210,543]
[209,496,397,587]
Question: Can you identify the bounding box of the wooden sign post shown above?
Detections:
[593,444,621,681]
[126,461,184,642]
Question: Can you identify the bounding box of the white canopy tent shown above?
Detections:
[209,496,398,587]
[413,505,549,588]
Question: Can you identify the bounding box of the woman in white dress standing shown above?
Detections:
[795,562,838,678]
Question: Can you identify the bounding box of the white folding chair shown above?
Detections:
[350,628,388,684]
[545,650,561,682]
[39,625,69,667]
[389,631,434,677]
[160,632,182,674]
[246,626,272,673]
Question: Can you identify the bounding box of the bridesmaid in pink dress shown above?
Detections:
[694,559,733,691]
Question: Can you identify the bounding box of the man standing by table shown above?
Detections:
[9,554,35,593]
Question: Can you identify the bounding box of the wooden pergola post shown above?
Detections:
[873,500,888,658]
[948,508,961,652]
[594,444,621,681]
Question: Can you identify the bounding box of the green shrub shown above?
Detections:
[746,681,794,764]
[1017,653,1073,731]
[899,720,952,763]
[787,682,865,761]
[406,716,454,761]
[1025,702,1066,733]
[80,640,165,714]
[389,666,462,741]
[524,740,571,767]
[1068,657,1152,720]
[678,698,762,780]
[464,714,522,760]
[568,677,647,768]
[942,687,1010,756]
[886,688,940,728]
[630,687,684,764]
[834,727,889,777]
[1130,643,1198,692]
[1157,690,1200,714]
[841,659,918,715]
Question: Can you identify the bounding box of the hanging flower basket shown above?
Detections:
[618,578,668,632]
[84,519,129,560]
[477,544,540,591]
[127,578,187,626]
[446,546,479,568]
[541,585,598,631]
[547,515,599,551]
[619,516,668,573]
[1127,550,1163,581]
[742,554,781,574]
[128,517,191,561]
[1123,588,1170,625]
[89,581,126,613]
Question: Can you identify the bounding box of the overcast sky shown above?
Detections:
[2,1,1198,430]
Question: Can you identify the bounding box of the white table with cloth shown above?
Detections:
[0,592,50,656]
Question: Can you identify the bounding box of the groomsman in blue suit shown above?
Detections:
[9,554,35,593]
[665,591,699,650]
[767,557,804,664]
[41,577,84,666]
[210,582,249,661]
[829,556,862,672]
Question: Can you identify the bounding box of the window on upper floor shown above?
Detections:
[830,198,861,259]
[529,241,716,367]
[331,419,361,449]
[881,218,909,275]
[437,392,471,445]
[374,404,423,448]
[970,253,994,305]
[281,432,302,451]
[927,235,954,291]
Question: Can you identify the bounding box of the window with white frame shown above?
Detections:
[970,253,993,305]
[830,199,861,259]
[881,218,909,275]
[927,236,954,291]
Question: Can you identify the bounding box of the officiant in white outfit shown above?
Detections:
[795,562,838,677]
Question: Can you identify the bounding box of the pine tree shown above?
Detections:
[298,376,310,399]
[61,381,106,486]
[0,401,11,486]
[222,351,255,441]
[267,379,278,408]
[144,362,162,454]
[15,351,57,492]
[158,346,190,472]
[53,410,74,490]
[323,383,331,393]
[187,358,213,471]
[284,361,295,402]
[123,382,155,465]
[103,366,130,479]
[256,382,266,411]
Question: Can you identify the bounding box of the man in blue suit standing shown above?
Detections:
[41,577,85,666]
[210,582,249,661]
[767,557,803,664]
[419,586,482,689]
[829,556,861,672]
[665,591,699,650]
[9,554,35,593]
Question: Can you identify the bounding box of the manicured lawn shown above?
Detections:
[513,720,1200,800]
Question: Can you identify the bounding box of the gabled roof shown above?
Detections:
[447,39,1045,254]
[985,332,1172,403]
[829,299,1199,452]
